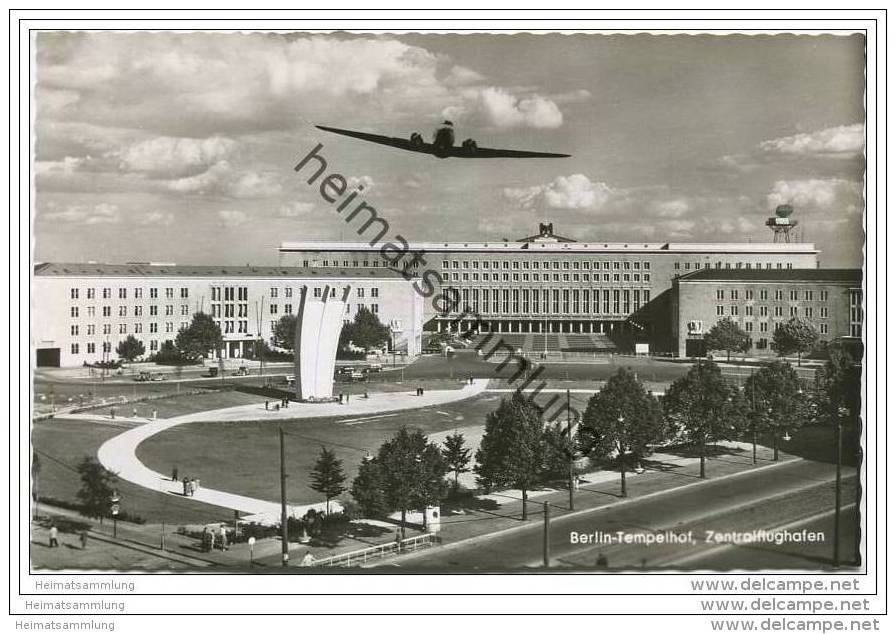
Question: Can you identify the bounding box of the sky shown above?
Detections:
[33,31,866,267]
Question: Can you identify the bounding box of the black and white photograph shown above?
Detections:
[26,25,869,574]
[10,10,886,631]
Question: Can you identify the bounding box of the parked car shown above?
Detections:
[135,371,153,382]
[150,372,167,381]
[233,365,249,376]
[366,363,383,373]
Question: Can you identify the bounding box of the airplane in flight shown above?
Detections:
[316,121,570,159]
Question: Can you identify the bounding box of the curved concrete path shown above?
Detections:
[96,380,489,524]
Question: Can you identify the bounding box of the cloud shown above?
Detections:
[447,87,563,129]
[766,178,863,214]
[136,211,175,226]
[217,210,248,227]
[42,202,120,225]
[650,199,691,218]
[36,33,567,136]
[504,174,613,210]
[347,175,375,191]
[118,136,236,177]
[279,201,315,217]
[759,124,864,158]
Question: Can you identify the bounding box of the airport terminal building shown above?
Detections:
[33,263,424,367]
[279,223,822,353]
[33,224,863,367]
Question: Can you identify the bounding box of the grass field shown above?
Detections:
[136,392,509,508]
[32,419,235,524]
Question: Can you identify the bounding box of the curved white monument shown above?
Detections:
[294,284,351,401]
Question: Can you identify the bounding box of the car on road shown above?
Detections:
[150,372,167,381]
[366,363,383,373]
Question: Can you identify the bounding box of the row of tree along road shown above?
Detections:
[326,343,861,529]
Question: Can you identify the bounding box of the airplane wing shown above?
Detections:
[315,125,435,155]
[443,146,571,159]
[316,125,570,158]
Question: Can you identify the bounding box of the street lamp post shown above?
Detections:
[617,415,627,498]
[833,405,846,568]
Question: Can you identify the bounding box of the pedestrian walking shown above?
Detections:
[172,466,178,482]
[182,477,189,496]
[201,528,210,552]
[79,530,88,550]
[189,479,196,497]
[394,528,402,552]
[208,530,216,551]
[194,478,200,492]
[218,525,228,551]
[132,407,137,418]
[110,406,116,420]
[300,550,315,566]
[152,409,157,420]
[48,524,59,548]
[265,400,269,411]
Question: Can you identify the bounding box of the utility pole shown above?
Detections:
[833,408,843,568]
[567,389,575,511]
[542,501,551,568]
[279,427,289,567]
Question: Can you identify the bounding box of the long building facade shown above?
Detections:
[671,268,863,358]
[279,223,821,353]
[33,263,423,367]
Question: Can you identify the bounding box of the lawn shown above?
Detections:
[32,418,235,525]
[136,392,509,508]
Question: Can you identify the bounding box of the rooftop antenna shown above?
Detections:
[766,204,798,243]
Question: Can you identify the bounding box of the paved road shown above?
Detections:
[392,459,857,571]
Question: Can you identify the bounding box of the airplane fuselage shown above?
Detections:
[432,125,455,158]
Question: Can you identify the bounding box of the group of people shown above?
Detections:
[264,397,290,411]
[201,525,229,552]
[47,524,88,549]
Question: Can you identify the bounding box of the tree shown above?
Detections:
[663,360,742,478]
[76,456,117,521]
[115,335,145,362]
[175,312,222,361]
[579,368,665,497]
[153,340,191,365]
[309,447,347,515]
[351,427,447,537]
[704,317,751,362]
[744,360,809,461]
[813,343,861,429]
[350,457,387,518]
[441,431,472,490]
[772,317,819,366]
[32,453,41,518]
[475,392,546,520]
[542,421,576,482]
[340,306,391,352]
[272,314,297,351]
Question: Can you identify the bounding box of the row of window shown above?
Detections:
[442,288,650,316]
[715,289,831,301]
[444,272,651,284]
[720,321,831,336]
[70,321,190,337]
[71,340,173,355]
[716,305,830,319]
[675,262,793,271]
[443,259,652,271]
[213,286,381,300]
[70,287,189,300]
[70,304,190,318]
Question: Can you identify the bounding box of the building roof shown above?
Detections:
[279,240,819,254]
[677,268,862,284]
[33,262,412,280]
